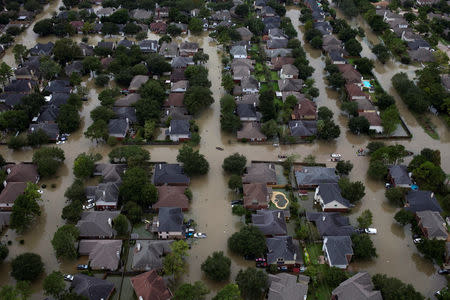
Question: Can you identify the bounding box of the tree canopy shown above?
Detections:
[120,167,157,208]
[222,153,247,175]
[351,234,377,260]
[10,183,41,233]
[163,240,189,278]
[32,147,65,177]
[11,253,44,281]
[43,271,66,299]
[201,251,231,282]
[228,225,266,257]
[51,224,79,260]
[184,86,214,115]
[372,274,424,300]
[109,146,150,166]
[173,281,210,300]
[235,267,268,300]
[338,178,365,203]
[177,145,209,176]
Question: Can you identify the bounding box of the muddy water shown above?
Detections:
[0,4,448,299]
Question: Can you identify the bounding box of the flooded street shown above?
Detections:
[0,3,448,299]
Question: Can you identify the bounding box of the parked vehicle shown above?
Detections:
[438,269,449,275]
[216,147,224,151]
[365,228,377,234]
[64,274,74,281]
[330,153,341,158]
[413,238,423,244]
[77,264,88,270]
[231,200,243,207]
[277,266,289,272]
[82,203,95,210]
[194,232,207,238]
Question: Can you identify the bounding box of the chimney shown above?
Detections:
[322,215,326,222]
[159,164,162,169]
[431,192,434,198]
[103,190,106,197]
[294,253,297,260]
[108,218,112,227]
[278,212,281,219]
[136,242,141,251]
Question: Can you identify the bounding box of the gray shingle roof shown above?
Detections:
[332,272,382,300]
[295,167,339,186]
[388,165,412,186]
[112,107,137,123]
[132,240,173,270]
[268,273,308,300]
[76,211,120,238]
[29,123,59,140]
[252,210,287,236]
[108,118,129,136]
[324,236,353,266]
[157,207,184,232]
[153,163,190,185]
[169,119,190,135]
[289,120,317,137]
[317,183,350,208]
[230,45,247,57]
[416,210,448,239]
[306,212,355,237]
[278,79,304,92]
[267,38,288,49]
[237,103,257,118]
[71,274,115,300]
[266,236,303,265]
[405,190,443,213]
[79,239,122,270]
[242,163,277,184]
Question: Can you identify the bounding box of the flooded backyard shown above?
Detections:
[0,3,448,299]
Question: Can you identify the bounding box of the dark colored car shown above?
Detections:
[77,264,88,270]
[231,200,243,206]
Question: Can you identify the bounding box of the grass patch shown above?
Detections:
[255,62,264,72]
[416,114,439,140]
[305,243,322,265]
[270,71,279,81]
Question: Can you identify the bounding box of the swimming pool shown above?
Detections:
[362,80,372,88]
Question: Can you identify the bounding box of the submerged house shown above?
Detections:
[323,236,353,269]
[314,183,351,212]
[252,210,287,236]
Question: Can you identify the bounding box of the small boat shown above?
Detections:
[194,232,207,238]
[278,154,287,159]
[216,147,224,151]
[330,153,342,158]
[356,148,367,156]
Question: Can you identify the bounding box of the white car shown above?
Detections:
[64,274,74,281]
[330,153,342,158]
[413,238,423,244]
[82,203,95,210]
[194,233,207,238]
[37,189,44,194]
[365,228,377,234]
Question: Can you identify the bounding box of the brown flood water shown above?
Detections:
[0,4,448,299]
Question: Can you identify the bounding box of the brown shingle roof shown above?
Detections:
[5,163,39,183]
[292,99,317,120]
[359,112,381,126]
[243,183,271,209]
[345,83,367,98]
[154,186,189,210]
[243,163,277,185]
[271,57,295,70]
[130,270,172,300]
[237,122,267,140]
[337,64,362,84]
[0,182,27,205]
[164,93,184,107]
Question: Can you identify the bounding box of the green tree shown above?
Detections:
[261,119,279,138]
[120,167,157,208]
[221,73,234,92]
[10,183,41,233]
[327,72,345,89]
[394,209,414,226]
[163,240,189,278]
[372,44,390,64]
[51,224,79,260]
[354,58,374,75]
[90,106,115,122]
[144,120,156,140]
[318,106,334,121]
[189,17,203,35]
[235,268,268,300]
[412,161,445,191]
[43,271,65,299]
[12,44,28,63]
[122,201,143,224]
[222,153,247,175]
[310,35,323,49]
[0,282,32,300]
[336,160,353,175]
[372,274,424,300]
[341,101,358,117]
[317,119,341,140]
[27,129,49,147]
[57,104,80,133]
[11,253,44,281]
[109,8,129,24]
[177,145,209,176]
[345,38,362,56]
[109,145,150,165]
[338,178,365,203]
[84,120,108,142]
[82,56,101,73]
[228,174,243,190]
[0,110,28,132]
[62,200,83,223]
[357,209,373,228]
[416,239,446,264]
[351,234,377,260]
[0,242,8,262]
[377,93,395,110]
[348,116,370,134]
[184,86,214,115]
[201,251,231,281]
[40,57,61,80]
[146,54,171,75]
[381,105,400,135]
[32,147,65,177]
[228,226,266,257]
[0,62,13,87]
[173,281,210,300]
[33,19,54,36]
[193,52,209,64]
[113,214,129,236]
[368,160,388,180]
[259,89,276,122]
[385,187,406,207]
[64,179,85,202]
[213,284,241,300]
[73,153,96,179]
[184,65,210,87]
[53,38,82,65]
[235,4,249,17]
